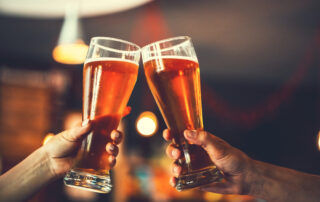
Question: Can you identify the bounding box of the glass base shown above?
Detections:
[176,167,223,191]
[64,169,112,194]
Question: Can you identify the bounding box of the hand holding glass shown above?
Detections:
[141,36,223,190]
[64,37,140,193]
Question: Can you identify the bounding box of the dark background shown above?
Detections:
[0,0,319,201]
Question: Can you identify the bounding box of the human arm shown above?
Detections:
[0,123,122,201]
[164,129,320,202]
[246,159,320,202]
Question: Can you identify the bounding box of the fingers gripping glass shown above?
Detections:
[64,37,140,193]
[141,36,223,190]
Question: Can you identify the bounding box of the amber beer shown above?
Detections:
[142,36,223,190]
[75,59,138,172]
[64,37,140,193]
[144,57,213,170]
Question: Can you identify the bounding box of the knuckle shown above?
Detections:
[198,131,211,148]
[61,132,73,142]
[199,131,209,141]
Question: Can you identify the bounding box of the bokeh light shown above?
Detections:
[317,131,320,151]
[136,111,158,137]
[42,133,55,145]
[52,40,88,65]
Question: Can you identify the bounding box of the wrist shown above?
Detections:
[37,146,59,180]
[244,159,263,197]
[0,146,57,201]
[41,144,74,178]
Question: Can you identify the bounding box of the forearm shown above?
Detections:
[247,160,320,202]
[0,147,56,201]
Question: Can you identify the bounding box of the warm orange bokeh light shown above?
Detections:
[43,133,55,145]
[52,40,88,65]
[136,111,158,137]
[317,131,320,151]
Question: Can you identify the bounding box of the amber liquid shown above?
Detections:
[74,58,138,175]
[144,57,213,175]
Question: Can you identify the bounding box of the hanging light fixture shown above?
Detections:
[52,1,88,65]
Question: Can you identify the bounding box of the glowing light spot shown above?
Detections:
[43,133,55,145]
[52,40,88,65]
[317,131,320,151]
[136,111,158,137]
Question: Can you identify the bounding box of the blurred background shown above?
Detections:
[0,0,319,201]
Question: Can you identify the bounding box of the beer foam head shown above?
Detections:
[86,37,141,65]
[84,57,139,66]
[142,55,198,64]
[141,36,198,64]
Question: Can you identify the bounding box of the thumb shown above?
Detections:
[60,122,92,142]
[44,123,92,158]
[184,130,231,161]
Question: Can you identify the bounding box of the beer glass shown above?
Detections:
[141,36,223,190]
[64,37,140,193]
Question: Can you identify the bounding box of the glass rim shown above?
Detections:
[90,36,141,53]
[141,36,191,52]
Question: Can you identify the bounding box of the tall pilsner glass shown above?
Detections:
[141,36,223,190]
[64,37,140,193]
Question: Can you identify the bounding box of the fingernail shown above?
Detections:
[172,149,179,158]
[109,144,115,151]
[185,130,197,139]
[113,131,120,139]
